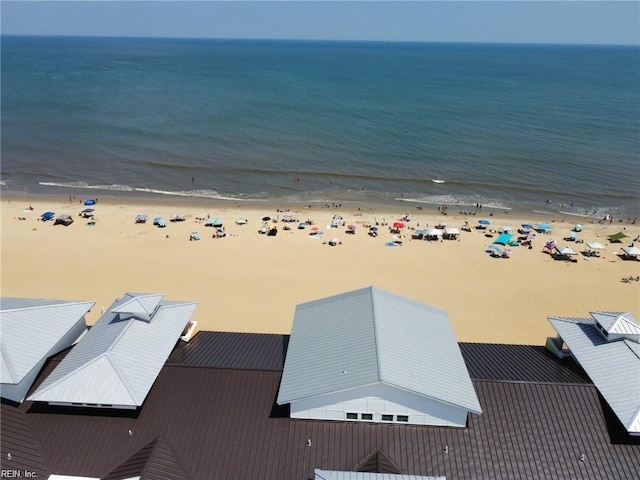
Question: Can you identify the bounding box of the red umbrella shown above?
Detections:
[393,222,405,229]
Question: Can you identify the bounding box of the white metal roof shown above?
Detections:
[277,286,481,414]
[315,471,445,480]
[28,293,197,407]
[591,311,640,336]
[548,314,640,435]
[0,298,94,384]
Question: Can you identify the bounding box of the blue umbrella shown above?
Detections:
[479,219,490,225]
[41,211,55,221]
[521,223,534,229]
[485,245,503,255]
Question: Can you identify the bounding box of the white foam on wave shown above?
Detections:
[134,187,266,202]
[397,195,511,211]
[39,181,133,191]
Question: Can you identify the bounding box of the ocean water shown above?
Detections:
[2,36,639,219]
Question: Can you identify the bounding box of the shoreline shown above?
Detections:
[3,188,634,227]
[2,193,639,346]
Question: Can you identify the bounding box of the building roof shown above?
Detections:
[27,293,197,407]
[549,313,640,435]
[102,435,190,480]
[590,311,640,336]
[1,331,638,480]
[1,297,94,385]
[277,287,481,414]
[315,471,445,480]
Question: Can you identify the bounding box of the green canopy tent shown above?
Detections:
[608,232,628,243]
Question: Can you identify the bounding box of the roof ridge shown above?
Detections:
[1,339,18,382]
[628,404,640,432]
[0,301,94,313]
[623,339,640,360]
[105,351,138,406]
[28,315,136,401]
[370,287,383,382]
[28,354,107,399]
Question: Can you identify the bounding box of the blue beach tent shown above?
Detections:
[493,233,514,246]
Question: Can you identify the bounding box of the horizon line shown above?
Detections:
[2,34,638,48]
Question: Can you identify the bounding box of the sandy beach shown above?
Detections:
[2,195,638,345]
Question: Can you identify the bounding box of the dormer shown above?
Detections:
[111,293,164,323]
[591,311,640,343]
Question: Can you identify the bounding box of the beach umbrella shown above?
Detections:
[84,199,95,206]
[370,226,379,232]
[393,222,405,229]
[81,208,95,213]
[485,245,503,255]
[262,216,271,222]
[586,242,604,250]
[41,211,55,221]
[521,223,534,230]
[479,219,490,225]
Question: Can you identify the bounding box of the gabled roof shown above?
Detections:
[27,293,197,407]
[102,435,190,480]
[591,311,640,336]
[355,447,402,474]
[111,293,164,322]
[315,471,445,480]
[1,298,94,384]
[549,314,640,435]
[277,286,481,414]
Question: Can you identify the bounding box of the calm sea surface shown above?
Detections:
[2,36,639,219]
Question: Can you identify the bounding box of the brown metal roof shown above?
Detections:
[167,331,288,371]
[102,435,190,480]
[459,342,590,384]
[1,332,638,480]
[0,400,50,477]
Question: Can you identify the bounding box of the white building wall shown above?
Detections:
[1,318,86,403]
[290,382,468,427]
